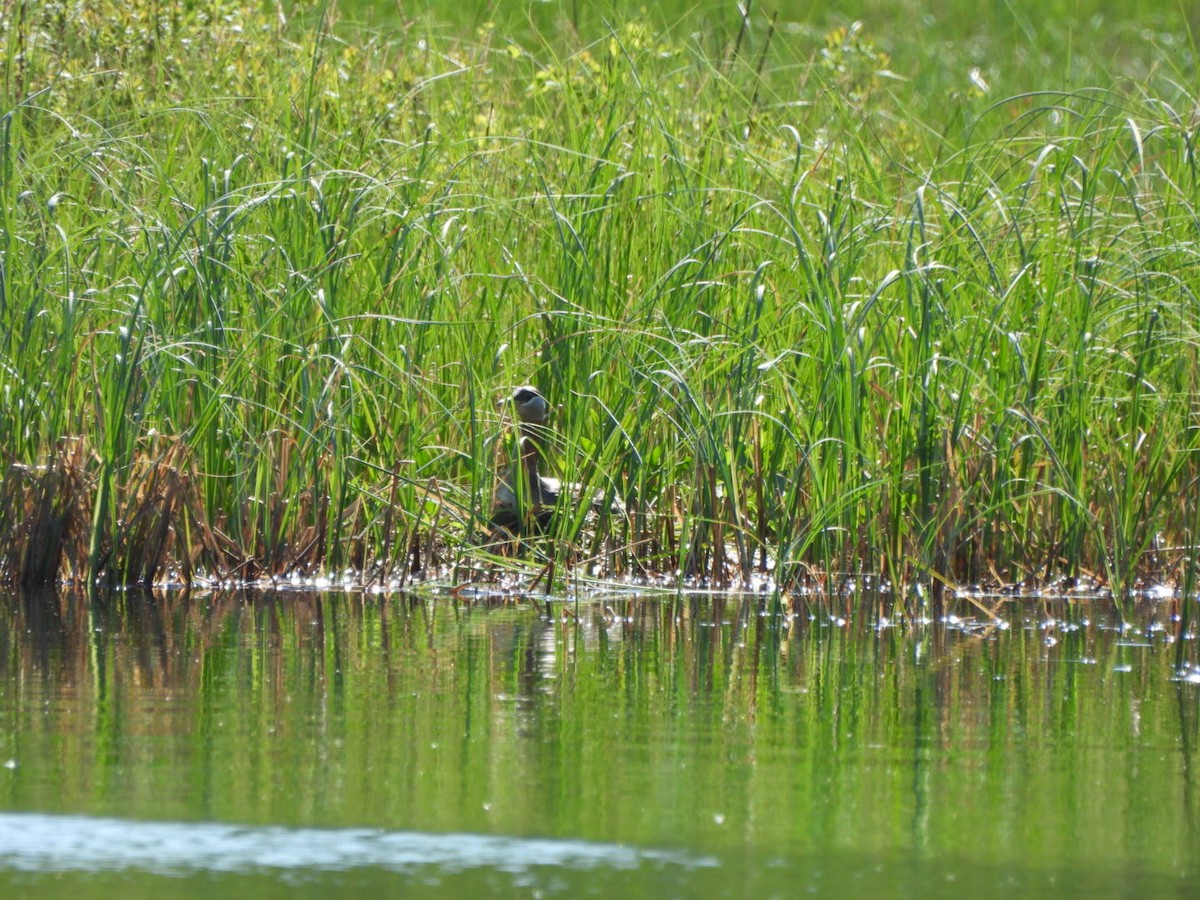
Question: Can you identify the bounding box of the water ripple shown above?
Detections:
[0,812,716,876]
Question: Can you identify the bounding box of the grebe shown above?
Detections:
[492,385,562,531]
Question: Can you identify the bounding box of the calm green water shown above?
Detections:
[1,589,1197,898]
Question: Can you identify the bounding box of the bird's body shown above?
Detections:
[492,386,560,532]
[490,384,625,537]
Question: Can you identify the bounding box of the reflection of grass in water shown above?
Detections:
[3,586,1196,869]
[0,1,1198,608]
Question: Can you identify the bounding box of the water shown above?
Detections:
[0,588,1197,898]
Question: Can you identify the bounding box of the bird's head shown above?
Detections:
[510,385,550,425]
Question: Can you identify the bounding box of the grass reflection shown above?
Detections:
[0,588,1196,892]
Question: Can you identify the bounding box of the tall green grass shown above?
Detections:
[0,0,1199,606]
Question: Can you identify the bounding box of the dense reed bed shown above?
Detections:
[1,0,1198,599]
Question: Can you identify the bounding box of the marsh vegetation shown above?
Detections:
[1,0,1199,609]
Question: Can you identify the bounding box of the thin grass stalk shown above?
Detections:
[1180,466,1200,671]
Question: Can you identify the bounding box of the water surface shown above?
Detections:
[0,588,1196,897]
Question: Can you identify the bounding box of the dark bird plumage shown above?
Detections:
[491,386,561,532]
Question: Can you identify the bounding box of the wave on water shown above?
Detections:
[0,812,717,876]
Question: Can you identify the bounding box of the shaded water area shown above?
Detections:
[1,588,1198,898]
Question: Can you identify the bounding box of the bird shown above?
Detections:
[491,385,562,532]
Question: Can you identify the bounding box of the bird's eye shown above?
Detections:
[513,387,536,403]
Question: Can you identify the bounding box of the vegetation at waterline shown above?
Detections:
[1,0,1199,596]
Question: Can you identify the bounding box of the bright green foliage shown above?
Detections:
[0,0,1198,593]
